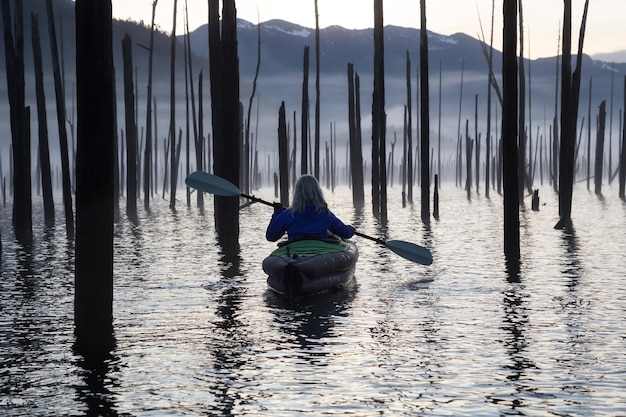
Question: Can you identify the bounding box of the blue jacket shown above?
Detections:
[265,205,355,242]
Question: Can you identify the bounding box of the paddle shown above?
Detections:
[185,171,433,265]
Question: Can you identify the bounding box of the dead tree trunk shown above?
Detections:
[168,0,178,210]
[557,0,589,228]
[372,0,387,220]
[122,34,138,221]
[594,101,606,194]
[75,0,115,355]
[2,0,32,245]
[518,0,527,202]
[196,72,204,208]
[619,76,626,198]
[46,0,73,239]
[143,0,157,211]
[314,0,321,179]
[406,51,413,203]
[31,12,54,227]
[209,0,240,248]
[419,0,430,222]
[503,0,520,267]
[2,0,33,246]
[301,45,310,175]
[278,102,289,207]
[244,18,261,195]
[347,63,364,207]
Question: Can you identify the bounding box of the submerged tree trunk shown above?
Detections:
[168,0,178,210]
[278,102,289,207]
[75,0,115,355]
[122,34,137,221]
[372,0,387,221]
[502,0,520,267]
[314,0,321,179]
[419,0,430,222]
[143,0,157,211]
[208,0,240,248]
[2,0,31,245]
[619,76,626,200]
[301,46,310,175]
[244,19,261,195]
[594,101,606,195]
[31,12,54,228]
[557,0,589,228]
[347,63,364,207]
[46,0,73,239]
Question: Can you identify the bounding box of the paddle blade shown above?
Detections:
[185,171,241,197]
[385,240,433,265]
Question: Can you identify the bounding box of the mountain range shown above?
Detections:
[1,0,625,156]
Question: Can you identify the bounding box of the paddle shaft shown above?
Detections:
[185,171,432,265]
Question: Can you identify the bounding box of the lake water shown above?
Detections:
[1,183,626,416]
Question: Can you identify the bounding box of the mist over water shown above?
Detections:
[1,183,625,415]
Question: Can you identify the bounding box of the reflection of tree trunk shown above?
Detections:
[502,0,520,265]
[31,13,54,228]
[122,34,138,221]
[75,0,115,355]
[46,0,73,239]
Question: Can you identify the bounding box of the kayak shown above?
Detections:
[262,239,359,299]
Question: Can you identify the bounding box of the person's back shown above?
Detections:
[265,175,354,242]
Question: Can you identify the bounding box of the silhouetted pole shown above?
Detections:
[75,0,115,355]
[502,0,520,266]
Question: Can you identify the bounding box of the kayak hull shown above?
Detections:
[262,240,358,299]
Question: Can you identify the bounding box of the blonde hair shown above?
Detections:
[290,175,327,214]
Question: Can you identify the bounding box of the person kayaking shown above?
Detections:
[266,174,355,243]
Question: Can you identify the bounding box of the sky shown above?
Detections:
[111,0,626,60]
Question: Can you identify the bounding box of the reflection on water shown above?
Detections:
[1,185,626,416]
